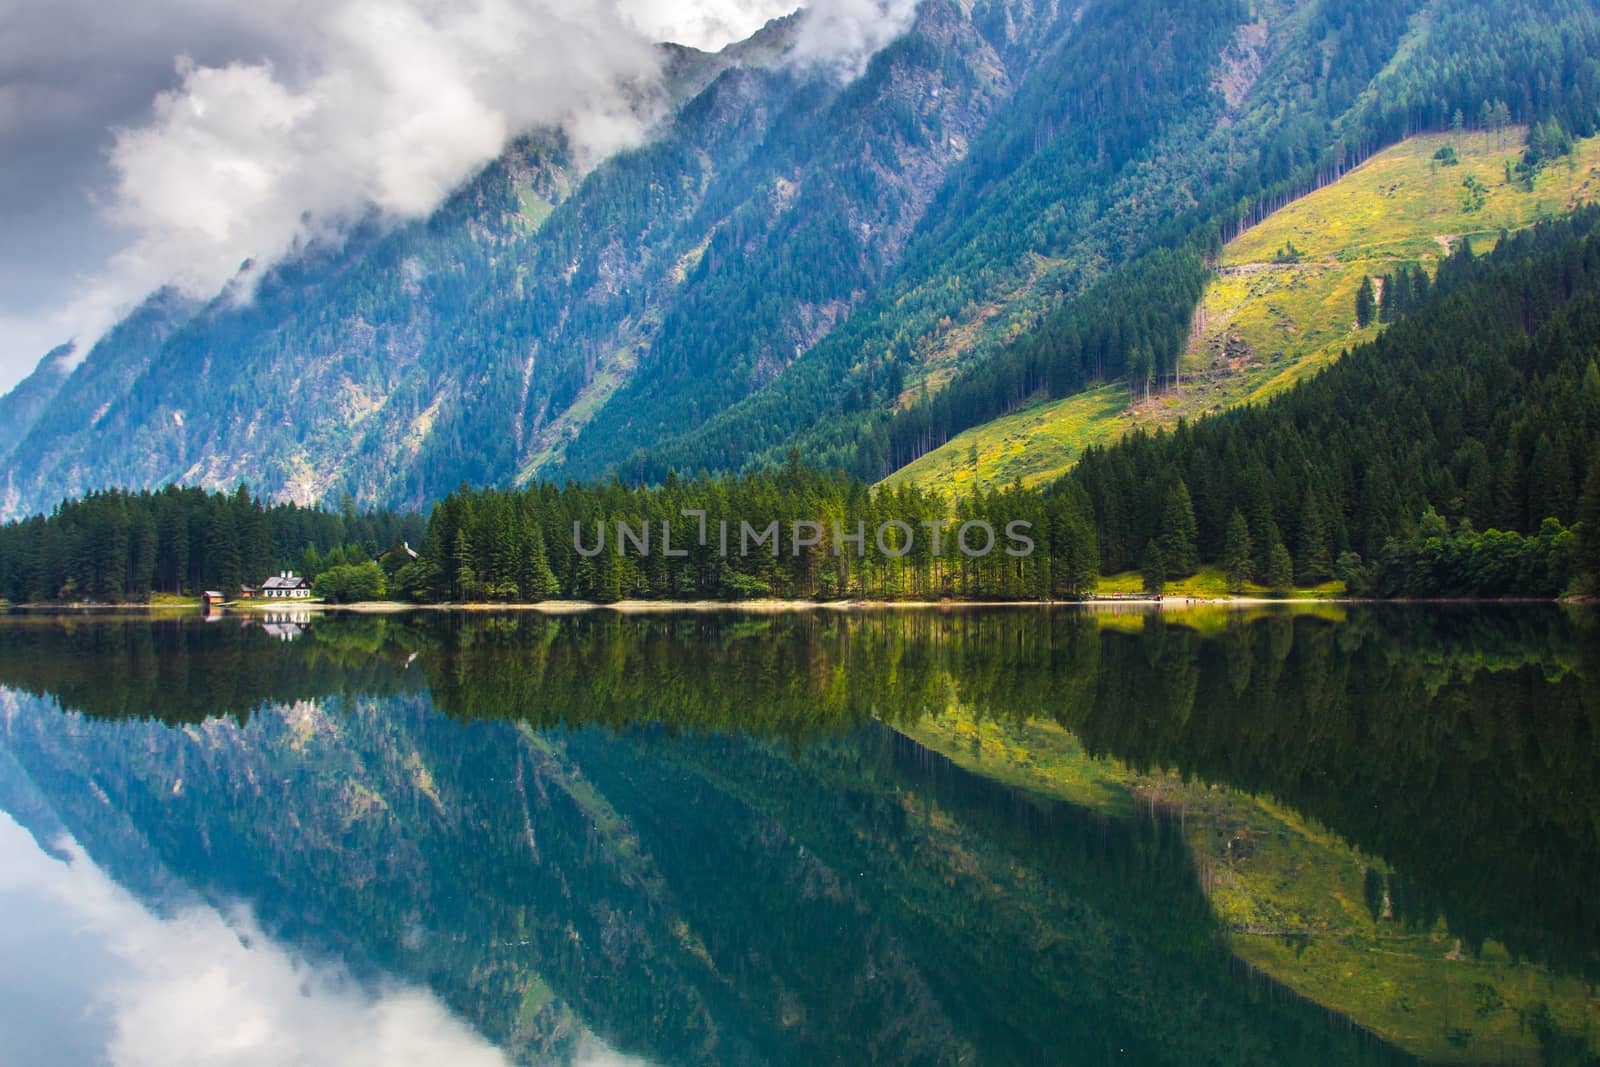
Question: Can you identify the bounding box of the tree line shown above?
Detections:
[394,465,1101,602]
[0,484,422,603]
[6,208,1600,604]
[1067,208,1600,598]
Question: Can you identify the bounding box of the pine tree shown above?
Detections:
[452,526,478,601]
[1265,541,1294,593]
[128,509,158,599]
[1158,478,1199,577]
[1411,265,1430,306]
[1141,539,1167,594]
[1222,509,1253,593]
[1494,449,1525,532]
[1258,519,1285,582]
[1389,269,1413,318]
[204,505,242,594]
[1051,485,1101,598]
[1578,449,1600,590]
[1355,276,1376,328]
[1528,434,1574,525]
[1296,492,1333,584]
[520,522,558,600]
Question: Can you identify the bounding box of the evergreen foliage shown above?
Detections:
[0,485,421,602]
[8,207,1600,604]
[1221,511,1253,592]
[1069,208,1600,595]
[1355,275,1376,328]
[6,0,1600,511]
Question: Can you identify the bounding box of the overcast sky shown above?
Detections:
[0,0,915,393]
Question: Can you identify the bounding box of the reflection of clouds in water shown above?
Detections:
[571,1041,657,1066]
[0,812,648,1067]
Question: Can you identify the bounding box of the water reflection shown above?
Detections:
[0,813,573,1067]
[0,606,1595,1064]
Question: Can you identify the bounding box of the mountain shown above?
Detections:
[0,341,75,464]
[0,289,199,518]
[3,0,1599,518]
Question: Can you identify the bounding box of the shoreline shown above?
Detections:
[4,594,1584,616]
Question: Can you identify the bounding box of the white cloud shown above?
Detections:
[621,0,792,50]
[0,0,921,388]
[791,0,921,78]
[58,0,673,369]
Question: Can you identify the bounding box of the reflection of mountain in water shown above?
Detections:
[0,607,1595,1064]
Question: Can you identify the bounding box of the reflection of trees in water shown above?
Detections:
[1073,609,1600,983]
[0,606,1595,1059]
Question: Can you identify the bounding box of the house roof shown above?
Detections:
[260,575,311,590]
[378,541,419,561]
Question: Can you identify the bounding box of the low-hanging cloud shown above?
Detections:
[0,0,922,387]
[791,0,920,77]
[76,0,673,361]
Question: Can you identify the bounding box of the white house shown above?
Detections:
[259,572,314,599]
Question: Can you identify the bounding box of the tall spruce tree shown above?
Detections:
[520,521,559,600]
[1265,541,1294,593]
[1355,276,1376,328]
[1296,493,1333,584]
[1222,510,1253,593]
[1158,478,1199,578]
[1141,539,1167,594]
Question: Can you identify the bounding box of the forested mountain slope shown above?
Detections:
[1067,206,1600,591]
[0,3,1052,515]
[891,127,1600,494]
[0,342,74,464]
[3,0,1599,516]
[655,0,1600,483]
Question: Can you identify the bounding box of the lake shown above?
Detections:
[0,606,1595,1065]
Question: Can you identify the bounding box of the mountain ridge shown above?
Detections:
[3,0,1598,518]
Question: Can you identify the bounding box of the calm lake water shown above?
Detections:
[0,606,1595,1066]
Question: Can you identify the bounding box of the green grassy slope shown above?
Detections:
[890,129,1600,495]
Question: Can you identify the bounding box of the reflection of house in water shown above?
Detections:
[257,611,311,642]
